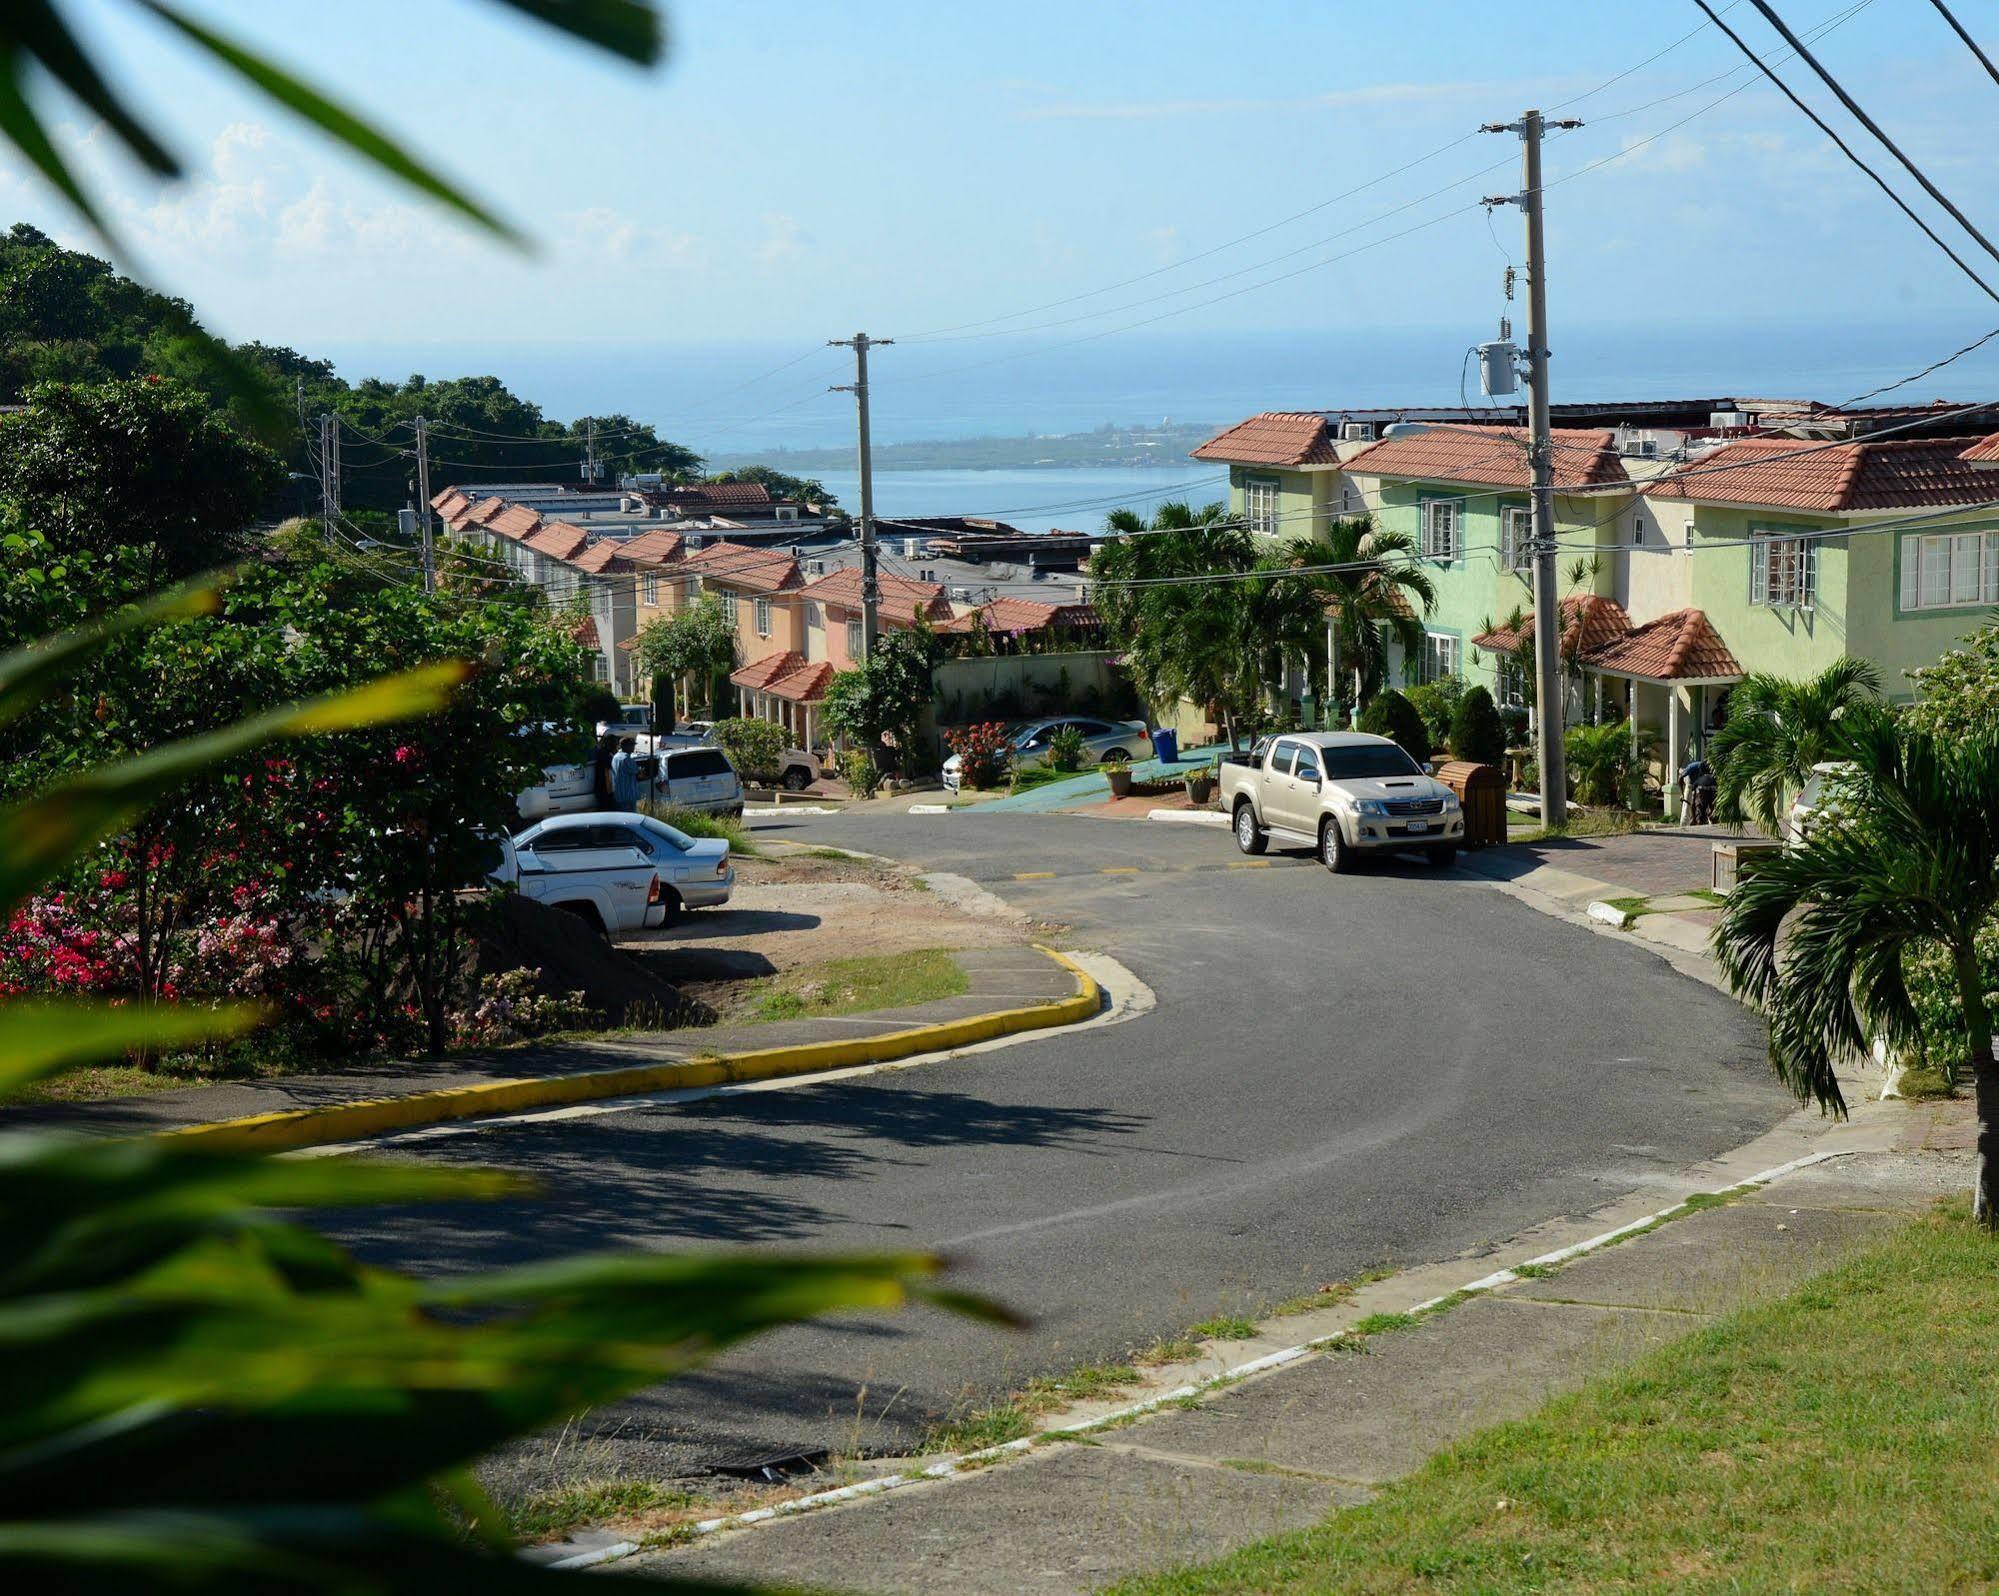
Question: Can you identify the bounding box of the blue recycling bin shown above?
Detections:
[1150,728,1179,765]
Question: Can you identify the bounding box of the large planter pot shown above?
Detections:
[1185,772,1217,806]
[1106,768,1133,798]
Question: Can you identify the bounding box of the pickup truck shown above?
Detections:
[515,745,746,821]
[1220,731,1464,872]
[492,812,735,931]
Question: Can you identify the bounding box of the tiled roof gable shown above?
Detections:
[1191,412,1338,467]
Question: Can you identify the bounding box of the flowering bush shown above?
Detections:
[946,721,1011,789]
[449,968,600,1048]
[839,748,882,798]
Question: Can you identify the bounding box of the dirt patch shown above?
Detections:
[617,850,1024,987]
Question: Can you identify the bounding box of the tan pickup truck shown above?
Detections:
[1219,731,1464,871]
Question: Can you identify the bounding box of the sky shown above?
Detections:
[8,0,1999,444]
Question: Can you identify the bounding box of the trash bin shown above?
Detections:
[1434,760,1507,848]
[1150,728,1179,765]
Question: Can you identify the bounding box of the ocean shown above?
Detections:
[803,465,1228,533]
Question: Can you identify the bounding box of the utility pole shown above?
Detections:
[317,413,336,543]
[830,332,891,657]
[414,414,436,594]
[1484,109,1581,829]
[584,417,597,484]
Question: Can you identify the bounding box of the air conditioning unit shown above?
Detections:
[1619,431,1660,459]
[902,537,922,558]
[807,560,825,576]
[1340,422,1376,442]
[1710,411,1750,430]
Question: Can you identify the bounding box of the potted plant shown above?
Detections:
[1184,765,1217,806]
[1103,751,1132,798]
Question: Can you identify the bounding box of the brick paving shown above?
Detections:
[1496,823,1760,898]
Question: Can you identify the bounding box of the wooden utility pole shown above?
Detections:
[414,414,435,593]
[1485,109,1581,827]
[830,333,891,657]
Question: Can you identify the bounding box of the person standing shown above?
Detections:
[610,735,641,811]
[591,733,618,811]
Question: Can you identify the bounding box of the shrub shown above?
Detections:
[1047,723,1087,772]
[450,967,598,1048]
[639,801,757,856]
[946,721,1011,789]
[1357,689,1430,763]
[1405,676,1463,749]
[839,748,882,798]
[1499,704,1530,749]
[710,716,784,785]
[1449,684,1508,767]
[1565,719,1651,807]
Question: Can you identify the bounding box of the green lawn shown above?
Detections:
[745,949,968,1023]
[1114,1205,1999,1594]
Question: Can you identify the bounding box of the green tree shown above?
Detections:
[708,463,843,513]
[1713,715,1999,1224]
[1564,720,1651,807]
[1449,684,1508,766]
[1905,625,1999,736]
[633,595,738,722]
[820,626,940,772]
[1710,659,1884,835]
[1357,688,1430,763]
[0,378,282,581]
[711,716,785,784]
[1283,516,1434,717]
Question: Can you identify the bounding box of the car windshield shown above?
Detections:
[1322,744,1423,779]
[638,816,695,851]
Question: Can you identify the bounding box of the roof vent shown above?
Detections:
[1382,422,1434,439]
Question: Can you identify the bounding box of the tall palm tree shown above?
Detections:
[1713,715,1999,1224]
[1284,516,1434,717]
[1710,658,1884,835]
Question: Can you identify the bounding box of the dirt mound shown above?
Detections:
[481,895,711,1027]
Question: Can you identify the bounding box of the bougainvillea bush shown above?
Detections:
[945,720,1012,789]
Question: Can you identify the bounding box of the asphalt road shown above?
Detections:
[322,810,1788,1490]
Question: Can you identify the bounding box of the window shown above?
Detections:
[1420,498,1462,560]
[590,655,609,682]
[1749,533,1817,610]
[1500,505,1532,571]
[806,601,823,630]
[847,618,864,658]
[1631,514,1647,546]
[753,596,773,636]
[1293,748,1322,783]
[666,748,732,779]
[684,576,700,599]
[1497,658,1529,710]
[1244,477,1280,537]
[1902,530,1999,611]
[1322,744,1422,779]
[1270,741,1299,776]
[642,573,659,605]
[1417,632,1459,685]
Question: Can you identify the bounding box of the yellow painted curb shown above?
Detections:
[160,946,1101,1155]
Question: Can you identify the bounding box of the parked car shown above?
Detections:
[1787,760,1853,848]
[1220,731,1464,871]
[495,812,734,931]
[941,717,1149,793]
[595,702,656,740]
[515,744,746,820]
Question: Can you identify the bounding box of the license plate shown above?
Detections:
[1406,820,1429,834]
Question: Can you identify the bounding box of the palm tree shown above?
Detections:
[1283,516,1434,718]
[1710,658,1884,835]
[1713,715,1999,1224]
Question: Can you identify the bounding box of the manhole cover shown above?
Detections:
[706,1444,830,1481]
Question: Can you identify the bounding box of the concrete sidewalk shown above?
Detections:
[634,1135,1968,1594]
[1,945,1081,1140]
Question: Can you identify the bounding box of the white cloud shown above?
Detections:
[754,212,808,265]
[560,205,704,267]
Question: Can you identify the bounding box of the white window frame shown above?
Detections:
[641,572,659,605]
[1902,529,1999,612]
[846,617,864,658]
[1420,497,1463,562]
[753,595,773,637]
[1500,505,1532,572]
[1748,530,1817,611]
[1497,657,1529,710]
[1416,631,1460,686]
[1243,476,1280,538]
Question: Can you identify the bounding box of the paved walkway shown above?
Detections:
[3,946,1076,1139]
[634,1139,1967,1593]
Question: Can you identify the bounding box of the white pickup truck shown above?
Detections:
[1220,731,1464,872]
[490,812,736,930]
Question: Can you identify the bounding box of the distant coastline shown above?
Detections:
[710,420,1219,474]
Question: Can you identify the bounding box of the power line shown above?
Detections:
[1929,0,1999,90]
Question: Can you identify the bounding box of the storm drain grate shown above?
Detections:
[705,1444,829,1481]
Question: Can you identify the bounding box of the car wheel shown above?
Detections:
[656,887,683,925]
[1320,816,1354,874]
[1429,843,1458,869]
[1102,748,1131,764]
[781,767,812,791]
[1234,803,1267,855]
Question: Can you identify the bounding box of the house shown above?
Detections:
[935,595,1102,651]
[1189,411,1360,539]
[795,566,952,670]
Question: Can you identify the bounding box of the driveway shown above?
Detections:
[320,810,1788,1496]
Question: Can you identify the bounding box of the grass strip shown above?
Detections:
[744,949,969,1024]
[1111,1203,1999,1594]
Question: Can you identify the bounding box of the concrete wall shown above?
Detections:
[931,651,1127,725]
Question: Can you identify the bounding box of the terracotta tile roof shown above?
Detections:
[464,495,508,527]
[766,660,836,703]
[524,521,589,560]
[1960,432,1999,465]
[663,481,774,508]
[616,528,686,567]
[729,649,806,691]
[1322,587,1415,621]
[937,596,1100,634]
[798,565,950,621]
[568,539,630,574]
[682,540,803,592]
[485,503,542,541]
[1583,608,1742,682]
[1471,594,1632,658]
[1343,425,1628,491]
[1650,435,1997,511]
[431,487,471,522]
[1191,412,1338,467]
[571,616,599,649]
